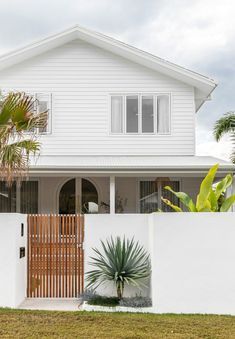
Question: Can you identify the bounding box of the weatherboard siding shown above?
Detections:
[0,40,195,156]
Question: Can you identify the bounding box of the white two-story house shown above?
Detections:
[0,25,234,215]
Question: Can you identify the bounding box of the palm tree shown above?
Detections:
[86,236,151,300]
[0,91,48,182]
[214,112,235,162]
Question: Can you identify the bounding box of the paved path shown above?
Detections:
[19,298,81,311]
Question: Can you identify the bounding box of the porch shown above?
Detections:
[1,155,234,214]
[0,174,212,214]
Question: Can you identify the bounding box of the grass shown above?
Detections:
[0,309,235,338]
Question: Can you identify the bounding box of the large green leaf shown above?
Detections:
[214,174,233,199]
[196,163,219,211]
[208,189,218,211]
[220,195,235,212]
[161,197,183,212]
[164,186,196,211]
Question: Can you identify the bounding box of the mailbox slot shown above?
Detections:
[19,247,25,258]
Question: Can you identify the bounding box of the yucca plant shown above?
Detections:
[86,236,151,300]
[161,163,235,212]
[0,91,47,182]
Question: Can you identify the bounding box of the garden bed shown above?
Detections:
[81,301,153,313]
[79,294,153,313]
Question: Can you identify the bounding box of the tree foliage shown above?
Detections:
[0,91,47,182]
[214,112,235,163]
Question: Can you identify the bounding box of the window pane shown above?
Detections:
[139,181,158,213]
[0,182,16,212]
[20,181,38,214]
[111,96,123,133]
[142,96,154,133]
[161,181,179,212]
[157,95,170,134]
[126,96,138,133]
[37,94,50,133]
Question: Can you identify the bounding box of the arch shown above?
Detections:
[57,177,100,214]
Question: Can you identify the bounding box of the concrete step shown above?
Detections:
[19,298,81,311]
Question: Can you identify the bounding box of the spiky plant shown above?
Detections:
[214,112,235,162]
[86,236,151,300]
[0,91,48,182]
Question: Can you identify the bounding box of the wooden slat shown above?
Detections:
[27,214,84,298]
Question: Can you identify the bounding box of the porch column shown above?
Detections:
[110,175,115,214]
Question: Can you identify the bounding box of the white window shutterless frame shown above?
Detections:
[36,93,52,134]
[110,94,170,135]
[111,96,123,133]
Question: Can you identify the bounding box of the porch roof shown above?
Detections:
[29,156,235,175]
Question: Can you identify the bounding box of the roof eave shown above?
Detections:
[0,25,217,100]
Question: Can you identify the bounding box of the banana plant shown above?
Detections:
[161,164,235,212]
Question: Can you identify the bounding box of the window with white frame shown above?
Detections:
[110,94,170,134]
[35,93,52,134]
[29,93,52,134]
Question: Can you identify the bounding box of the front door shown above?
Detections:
[59,178,99,214]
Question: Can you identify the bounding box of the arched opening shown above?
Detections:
[82,178,98,213]
[59,178,99,214]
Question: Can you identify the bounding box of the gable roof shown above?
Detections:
[0,25,217,111]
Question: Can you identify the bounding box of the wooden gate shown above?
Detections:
[27,214,84,298]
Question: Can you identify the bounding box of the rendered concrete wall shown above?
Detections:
[1,212,235,314]
[150,213,235,315]
[0,214,27,308]
[85,213,235,315]
[84,214,150,297]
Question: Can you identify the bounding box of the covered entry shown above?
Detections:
[27,214,84,298]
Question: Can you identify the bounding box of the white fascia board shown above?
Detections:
[28,165,235,176]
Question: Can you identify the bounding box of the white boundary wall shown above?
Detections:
[150,213,235,315]
[0,214,27,308]
[85,213,235,315]
[0,213,235,314]
[84,214,150,297]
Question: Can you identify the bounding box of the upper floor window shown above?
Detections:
[110,94,170,135]
[29,93,52,134]
[36,93,52,134]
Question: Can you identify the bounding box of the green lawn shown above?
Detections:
[0,309,235,339]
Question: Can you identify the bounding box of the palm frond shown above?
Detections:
[0,91,47,182]
[213,112,235,141]
[0,139,40,181]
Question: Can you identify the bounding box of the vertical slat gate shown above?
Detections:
[27,214,84,298]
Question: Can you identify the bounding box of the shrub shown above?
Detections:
[78,289,97,302]
[86,236,151,299]
[87,295,119,307]
[119,296,152,308]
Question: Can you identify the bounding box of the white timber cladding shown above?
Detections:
[0,40,195,156]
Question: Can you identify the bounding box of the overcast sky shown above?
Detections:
[0,0,234,160]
